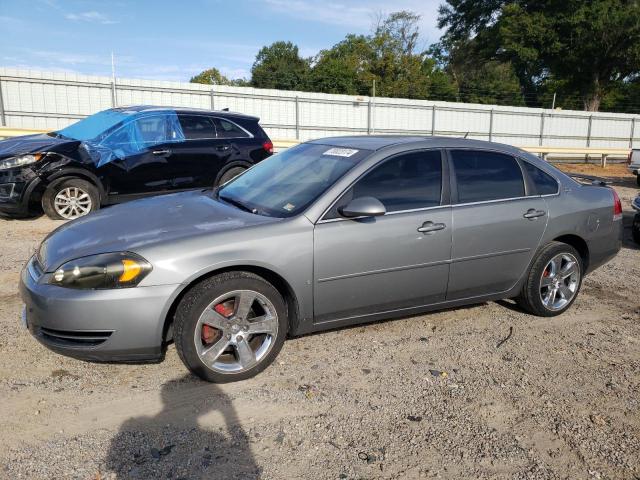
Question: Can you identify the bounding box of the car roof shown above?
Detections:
[307,135,528,156]
[110,105,259,121]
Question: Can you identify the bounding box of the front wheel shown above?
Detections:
[42,178,99,220]
[174,271,288,383]
[516,242,583,317]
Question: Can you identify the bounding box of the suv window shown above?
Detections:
[521,161,559,195]
[451,150,524,203]
[214,118,250,139]
[100,114,170,154]
[179,115,216,140]
[327,150,442,218]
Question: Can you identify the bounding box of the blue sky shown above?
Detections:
[0,0,442,82]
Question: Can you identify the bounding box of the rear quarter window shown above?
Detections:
[521,161,559,195]
[214,118,251,139]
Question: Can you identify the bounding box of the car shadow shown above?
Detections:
[622,211,639,250]
[104,375,261,479]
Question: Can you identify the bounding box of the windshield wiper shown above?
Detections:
[218,194,256,214]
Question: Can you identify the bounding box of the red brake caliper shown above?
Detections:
[202,300,235,344]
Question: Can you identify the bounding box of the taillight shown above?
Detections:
[262,140,273,154]
[612,189,623,221]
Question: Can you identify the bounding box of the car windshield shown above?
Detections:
[217,143,370,217]
[53,109,137,141]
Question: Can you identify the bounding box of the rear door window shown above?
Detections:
[521,161,559,195]
[178,115,216,140]
[451,150,525,203]
[214,118,250,139]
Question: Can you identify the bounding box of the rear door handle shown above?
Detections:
[216,144,231,151]
[417,221,446,234]
[152,149,171,155]
[523,209,546,219]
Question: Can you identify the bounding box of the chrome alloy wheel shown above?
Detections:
[54,187,92,219]
[194,290,279,374]
[539,253,580,311]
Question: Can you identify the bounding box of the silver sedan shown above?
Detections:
[20,136,623,382]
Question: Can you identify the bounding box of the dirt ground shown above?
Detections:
[0,165,638,480]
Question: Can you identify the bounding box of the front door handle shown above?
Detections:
[152,149,171,155]
[523,209,546,220]
[417,221,446,234]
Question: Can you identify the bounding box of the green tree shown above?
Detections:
[190,67,229,85]
[305,35,374,95]
[251,41,310,90]
[190,68,248,87]
[439,0,640,111]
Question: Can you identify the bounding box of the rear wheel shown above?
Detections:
[217,166,246,186]
[42,178,99,220]
[174,271,288,383]
[516,242,582,317]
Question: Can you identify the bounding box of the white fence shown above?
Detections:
[0,67,638,149]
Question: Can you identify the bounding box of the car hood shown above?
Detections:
[37,190,281,271]
[0,134,79,160]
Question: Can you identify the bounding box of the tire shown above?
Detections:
[174,271,288,383]
[42,178,100,220]
[515,241,583,317]
[636,175,640,187]
[216,166,246,186]
[633,214,640,245]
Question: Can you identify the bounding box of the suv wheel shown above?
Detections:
[42,178,99,220]
[217,166,246,186]
[174,271,288,383]
[516,241,583,317]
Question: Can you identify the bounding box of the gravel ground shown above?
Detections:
[0,165,638,480]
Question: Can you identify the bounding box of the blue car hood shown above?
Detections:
[38,190,279,271]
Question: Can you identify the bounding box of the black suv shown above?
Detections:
[0,106,273,219]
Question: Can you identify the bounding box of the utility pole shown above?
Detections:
[111,52,117,107]
[551,92,556,110]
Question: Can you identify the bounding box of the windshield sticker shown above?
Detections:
[322,148,359,157]
[282,203,295,212]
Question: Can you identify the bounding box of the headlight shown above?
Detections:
[48,252,152,289]
[0,153,44,170]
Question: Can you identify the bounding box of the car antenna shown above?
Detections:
[222,107,229,111]
[463,131,469,138]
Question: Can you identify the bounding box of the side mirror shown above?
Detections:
[339,196,386,218]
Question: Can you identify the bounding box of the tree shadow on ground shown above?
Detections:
[104,375,260,479]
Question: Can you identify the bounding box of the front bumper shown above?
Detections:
[0,167,41,215]
[20,257,180,362]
